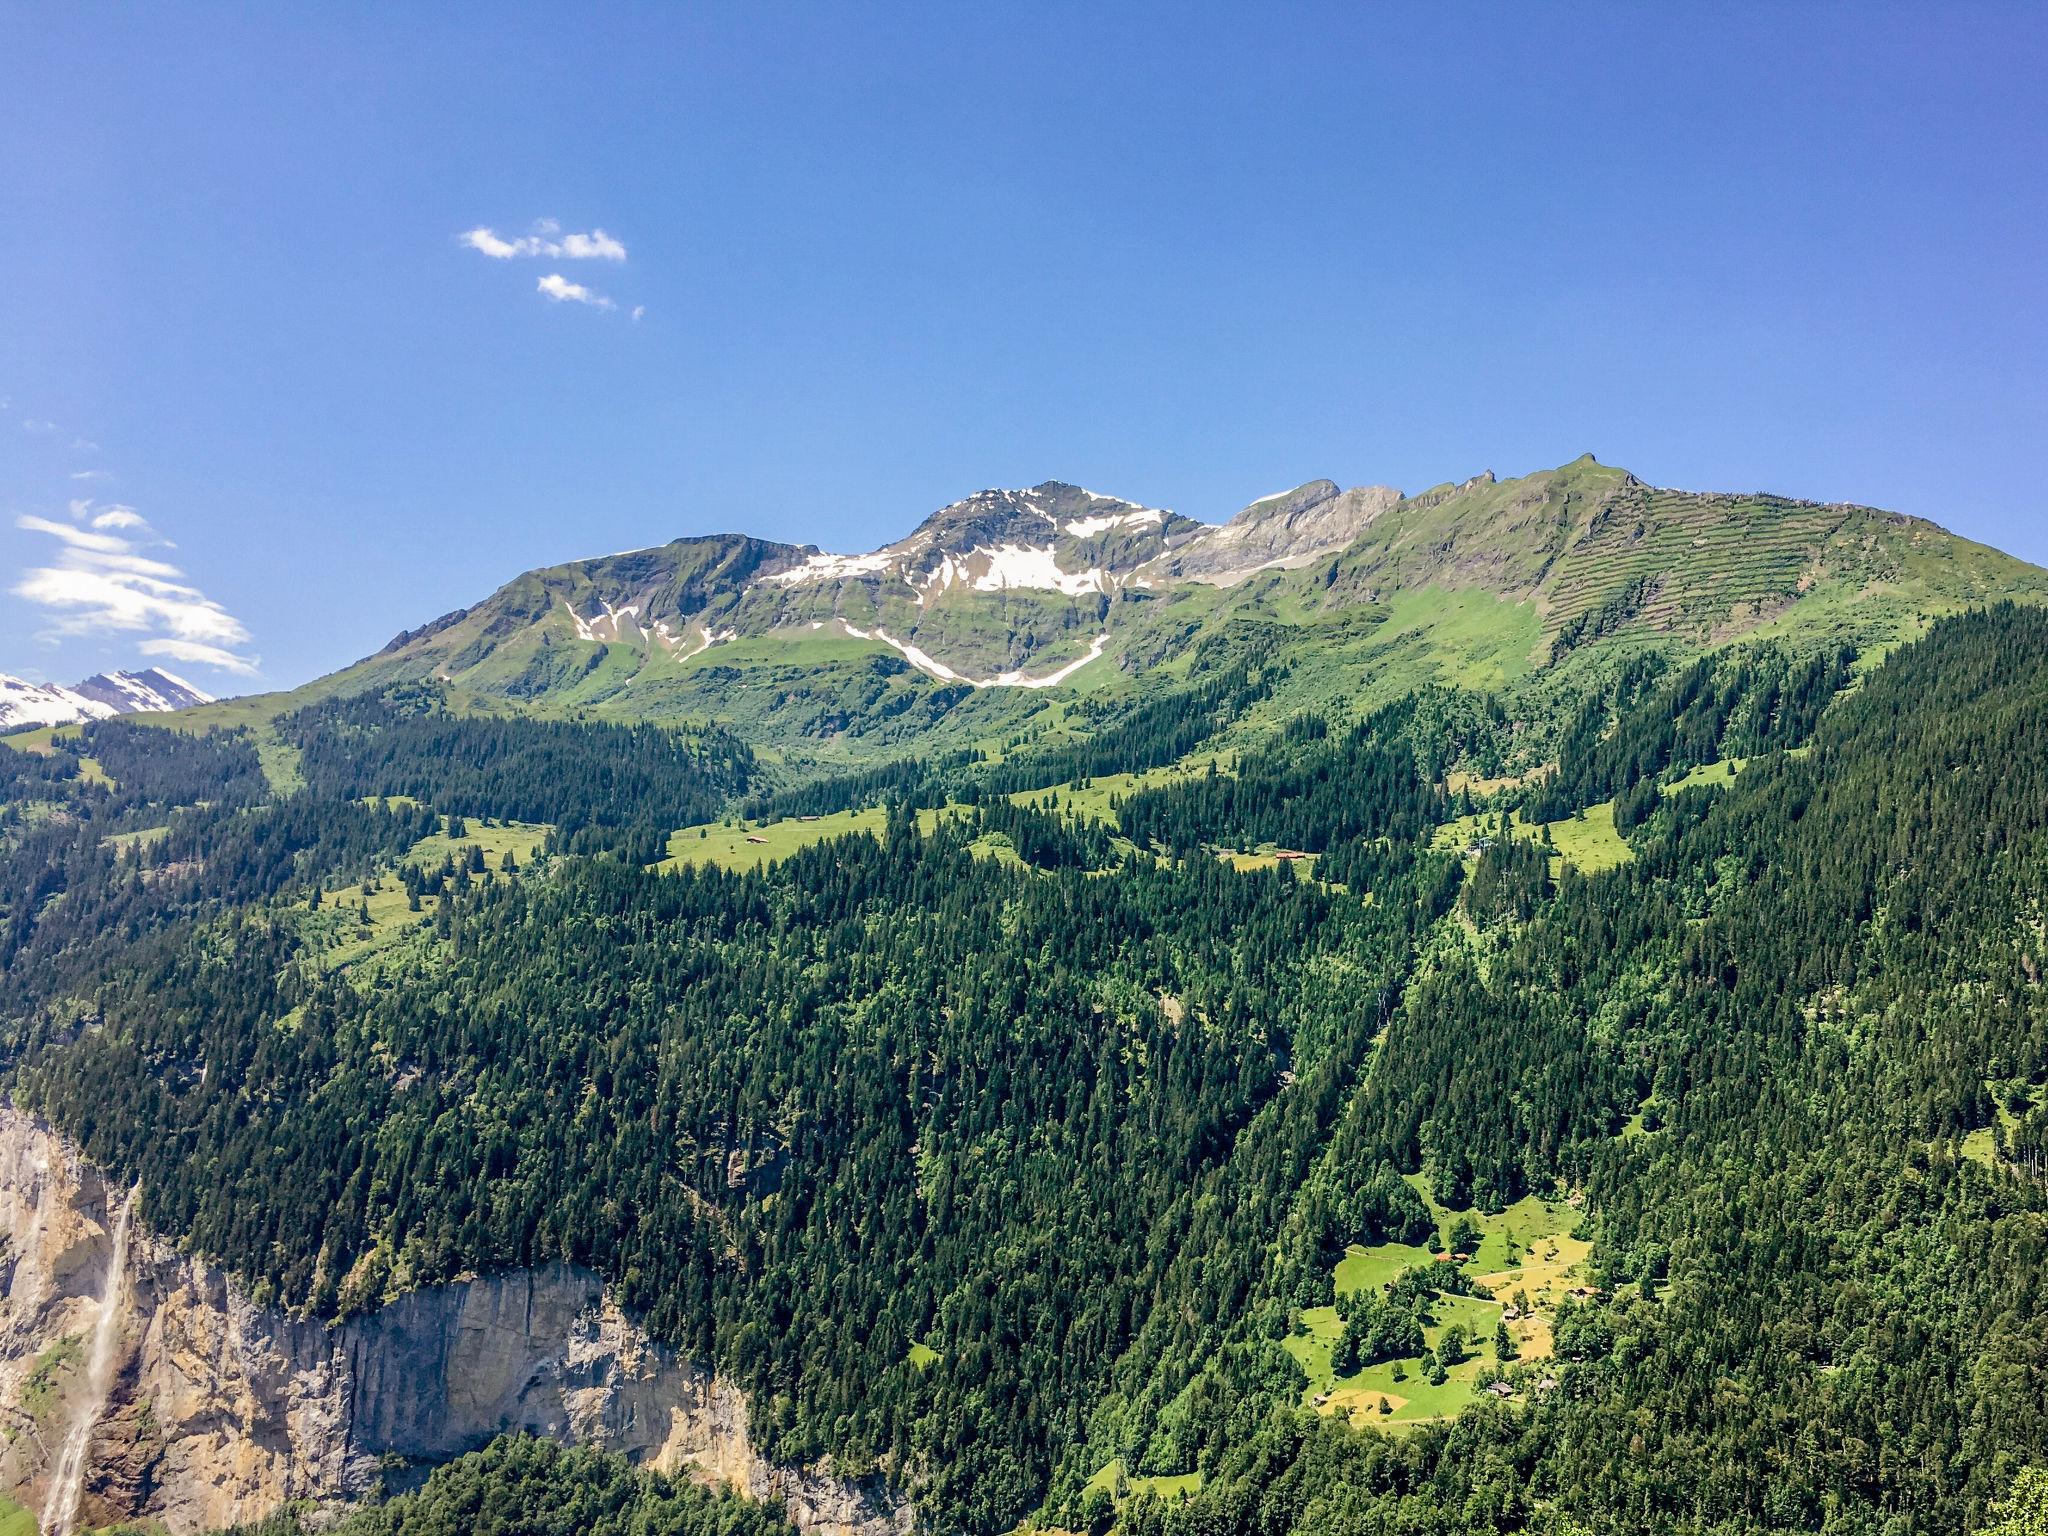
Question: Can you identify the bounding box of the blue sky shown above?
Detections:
[3,3,2044,692]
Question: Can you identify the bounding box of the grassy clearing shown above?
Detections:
[292,818,552,975]
[1961,1085,2032,1168]
[657,807,888,871]
[1284,1293,1503,1427]
[1444,765,1549,797]
[1,726,112,787]
[102,824,170,852]
[907,1342,940,1370]
[1332,1239,1435,1294]
[1662,757,1745,795]
[0,1494,36,1536]
[1215,848,1319,874]
[657,806,961,873]
[1003,761,1222,828]
[1434,800,1633,875]
[1083,1459,1203,1504]
[1290,1191,1589,1428]
[0,724,77,755]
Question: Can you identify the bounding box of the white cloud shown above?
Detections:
[12,505,257,674]
[631,305,646,322]
[22,418,56,434]
[70,469,113,482]
[20,513,134,556]
[139,637,259,676]
[537,273,614,309]
[461,220,627,261]
[70,438,100,454]
[558,230,627,260]
[461,227,523,258]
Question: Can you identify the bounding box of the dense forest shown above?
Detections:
[3,608,2046,1535]
[228,1437,799,1536]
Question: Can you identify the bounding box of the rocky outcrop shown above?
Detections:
[1139,481,1400,586]
[0,1107,909,1536]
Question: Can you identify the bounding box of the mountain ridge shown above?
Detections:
[277,455,2044,758]
[0,667,213,731]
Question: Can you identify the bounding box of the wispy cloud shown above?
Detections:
[461,218,627,262]
[537,273,615,309]
[12,502,258,675]
[70,469,113,483]
[139,638,252,672]
[22,418,56,434]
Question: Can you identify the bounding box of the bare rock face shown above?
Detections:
[0,1107,910,1536]
[1139,481,1400,586]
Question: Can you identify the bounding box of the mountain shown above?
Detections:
[69,667,213,716]
[5,457,2048,1536]
[293,456,2045,760]
[0,667,211,730]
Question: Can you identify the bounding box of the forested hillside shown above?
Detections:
[3,549,2047,1533]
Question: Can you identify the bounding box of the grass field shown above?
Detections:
[659,806,892,871]
[1082,1459,1203,1505]
[0,1493,36,1536]
[1283,1290,1506,1426]
[1332,1238,1436,1294]
[293,817,552,975]
[655,806,991,874]
[1290,1190,1589,1427]
[1662,757,1745,795]
[1371,586,1547,693]
[1434,799,1633,875]
[1960,1085,2032,1169]
[102,824,170,852]
[1003,761,1221,827]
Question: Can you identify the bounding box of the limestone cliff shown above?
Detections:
[0,1106,909,1536]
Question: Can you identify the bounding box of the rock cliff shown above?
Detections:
[0,1106,909,1536]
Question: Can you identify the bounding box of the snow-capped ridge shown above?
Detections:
[0,667,213,732]
[73,668,216,715]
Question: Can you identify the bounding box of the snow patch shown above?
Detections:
[971,545,1109,596]
[0,674,114,731]
[1063,509,1164,538]
[839,622,1111,689]
[764,551,896,584]
[561,601,599,642]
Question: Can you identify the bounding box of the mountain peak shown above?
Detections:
[0,667,213,733]
[73,668,215,715]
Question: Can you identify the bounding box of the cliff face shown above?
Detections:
[0,1107,909,1536]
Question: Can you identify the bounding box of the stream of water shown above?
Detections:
[43,1186,136,1536]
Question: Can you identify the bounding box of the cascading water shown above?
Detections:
[43,1186,136,1536]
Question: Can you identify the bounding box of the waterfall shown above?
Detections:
[43,1186,136,1536]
